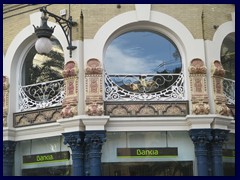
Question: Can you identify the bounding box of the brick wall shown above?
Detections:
[3,4,234,54]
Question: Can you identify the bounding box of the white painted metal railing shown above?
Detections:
[223,78,235,105]
[19,79,65,111]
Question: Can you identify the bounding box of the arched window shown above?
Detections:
[104,30,184,101]
[19,37,65,111]
[221,33,235,80]
[22,38,64,85]
[221,33,235,105]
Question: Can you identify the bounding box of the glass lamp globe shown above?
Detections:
[35,37,52,54]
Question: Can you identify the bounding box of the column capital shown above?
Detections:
[63,131,85,151]
[84,131,106,149]
[212,129,229,144]
[189,129,213,145]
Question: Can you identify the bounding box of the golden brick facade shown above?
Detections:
[3,4,234,54]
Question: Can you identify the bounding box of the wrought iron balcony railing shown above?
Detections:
[223,78,235,105]
[105,72,184,101]
[19,79,65,111]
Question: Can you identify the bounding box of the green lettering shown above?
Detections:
[36,155,40,161]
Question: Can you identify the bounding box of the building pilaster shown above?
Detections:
[3,141,16,176]
[84,131,106,176]
[189,129,212,176]
[63,131,85,176]
[210,129,229,176]
[84,144,90,176]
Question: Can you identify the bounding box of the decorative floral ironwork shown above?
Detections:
[19,79,64,111]
[223,78,235,105]
[105,71,184,101]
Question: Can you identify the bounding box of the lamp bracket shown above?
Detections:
[40,7,77,57]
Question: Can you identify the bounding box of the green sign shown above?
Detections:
[117,148,178,158]
[23,151,70,165]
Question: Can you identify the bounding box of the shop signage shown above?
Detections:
[117,147,178,158]
[23,151,70,164]
[223,149,235,158]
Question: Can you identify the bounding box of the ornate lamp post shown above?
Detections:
[33,6,77,57]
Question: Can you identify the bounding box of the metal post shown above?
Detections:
[3,141,16,176]
[189,129,212,176]
[63,132,85,176]
[211,129,229,176]
[84,131,106,176]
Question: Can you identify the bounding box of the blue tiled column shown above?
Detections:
[3,141,16,176]
[210,129,229,176]
[189,129,212,176]
[84,144,90,176]
[63,132,85,176]
[84,131,106,176]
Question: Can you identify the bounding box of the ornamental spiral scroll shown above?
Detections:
[85,58,104,116]
[188,58,210,115]
[211,60,230,116]
[61,60,79,118]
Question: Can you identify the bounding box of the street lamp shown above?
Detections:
[33,6,77,58]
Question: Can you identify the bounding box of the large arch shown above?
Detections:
[212,21,235,61]
[204,13,235,114]
[85,6,205,66]
[4,12,69,127]
[84,5,206,105]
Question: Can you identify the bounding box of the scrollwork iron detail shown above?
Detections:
[105,71,184,101]
[223,78,235,105]
[19,79,64,111]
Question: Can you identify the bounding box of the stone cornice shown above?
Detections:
[3,127,16,141]
[186,115,214,129]
[81,115,109,131]
[57,116,85,133]
[14,122,63,141]
[3,115,235,141]
[106,117,188,131]
[211,115,234,130]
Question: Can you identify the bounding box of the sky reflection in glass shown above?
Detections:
[104,31,182,75]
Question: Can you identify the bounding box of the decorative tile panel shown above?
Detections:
[14,106,62,127]
[188,58,210,115]
[61,60,79,118]
[211,60,231,116]
[104,101,189,117]
[85,58,104,116]
[3,76,9,127]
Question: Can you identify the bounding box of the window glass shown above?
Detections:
[102,161,193,176]
[22,38,64,85]
[104,31,184,101]
[221,33,235,80]
[221,33,235,105]
[105,31,181,75]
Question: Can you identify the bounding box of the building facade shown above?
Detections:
[3,4,235,176]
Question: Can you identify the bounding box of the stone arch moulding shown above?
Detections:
[211,20,235,61]
[4,12,69,125]
[85,9,205,72]
[84,8,207,103]
[4,12,68,79]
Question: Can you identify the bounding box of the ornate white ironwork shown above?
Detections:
[223,78,235,105]
[19,79,65,111]
[104,72,185,101]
